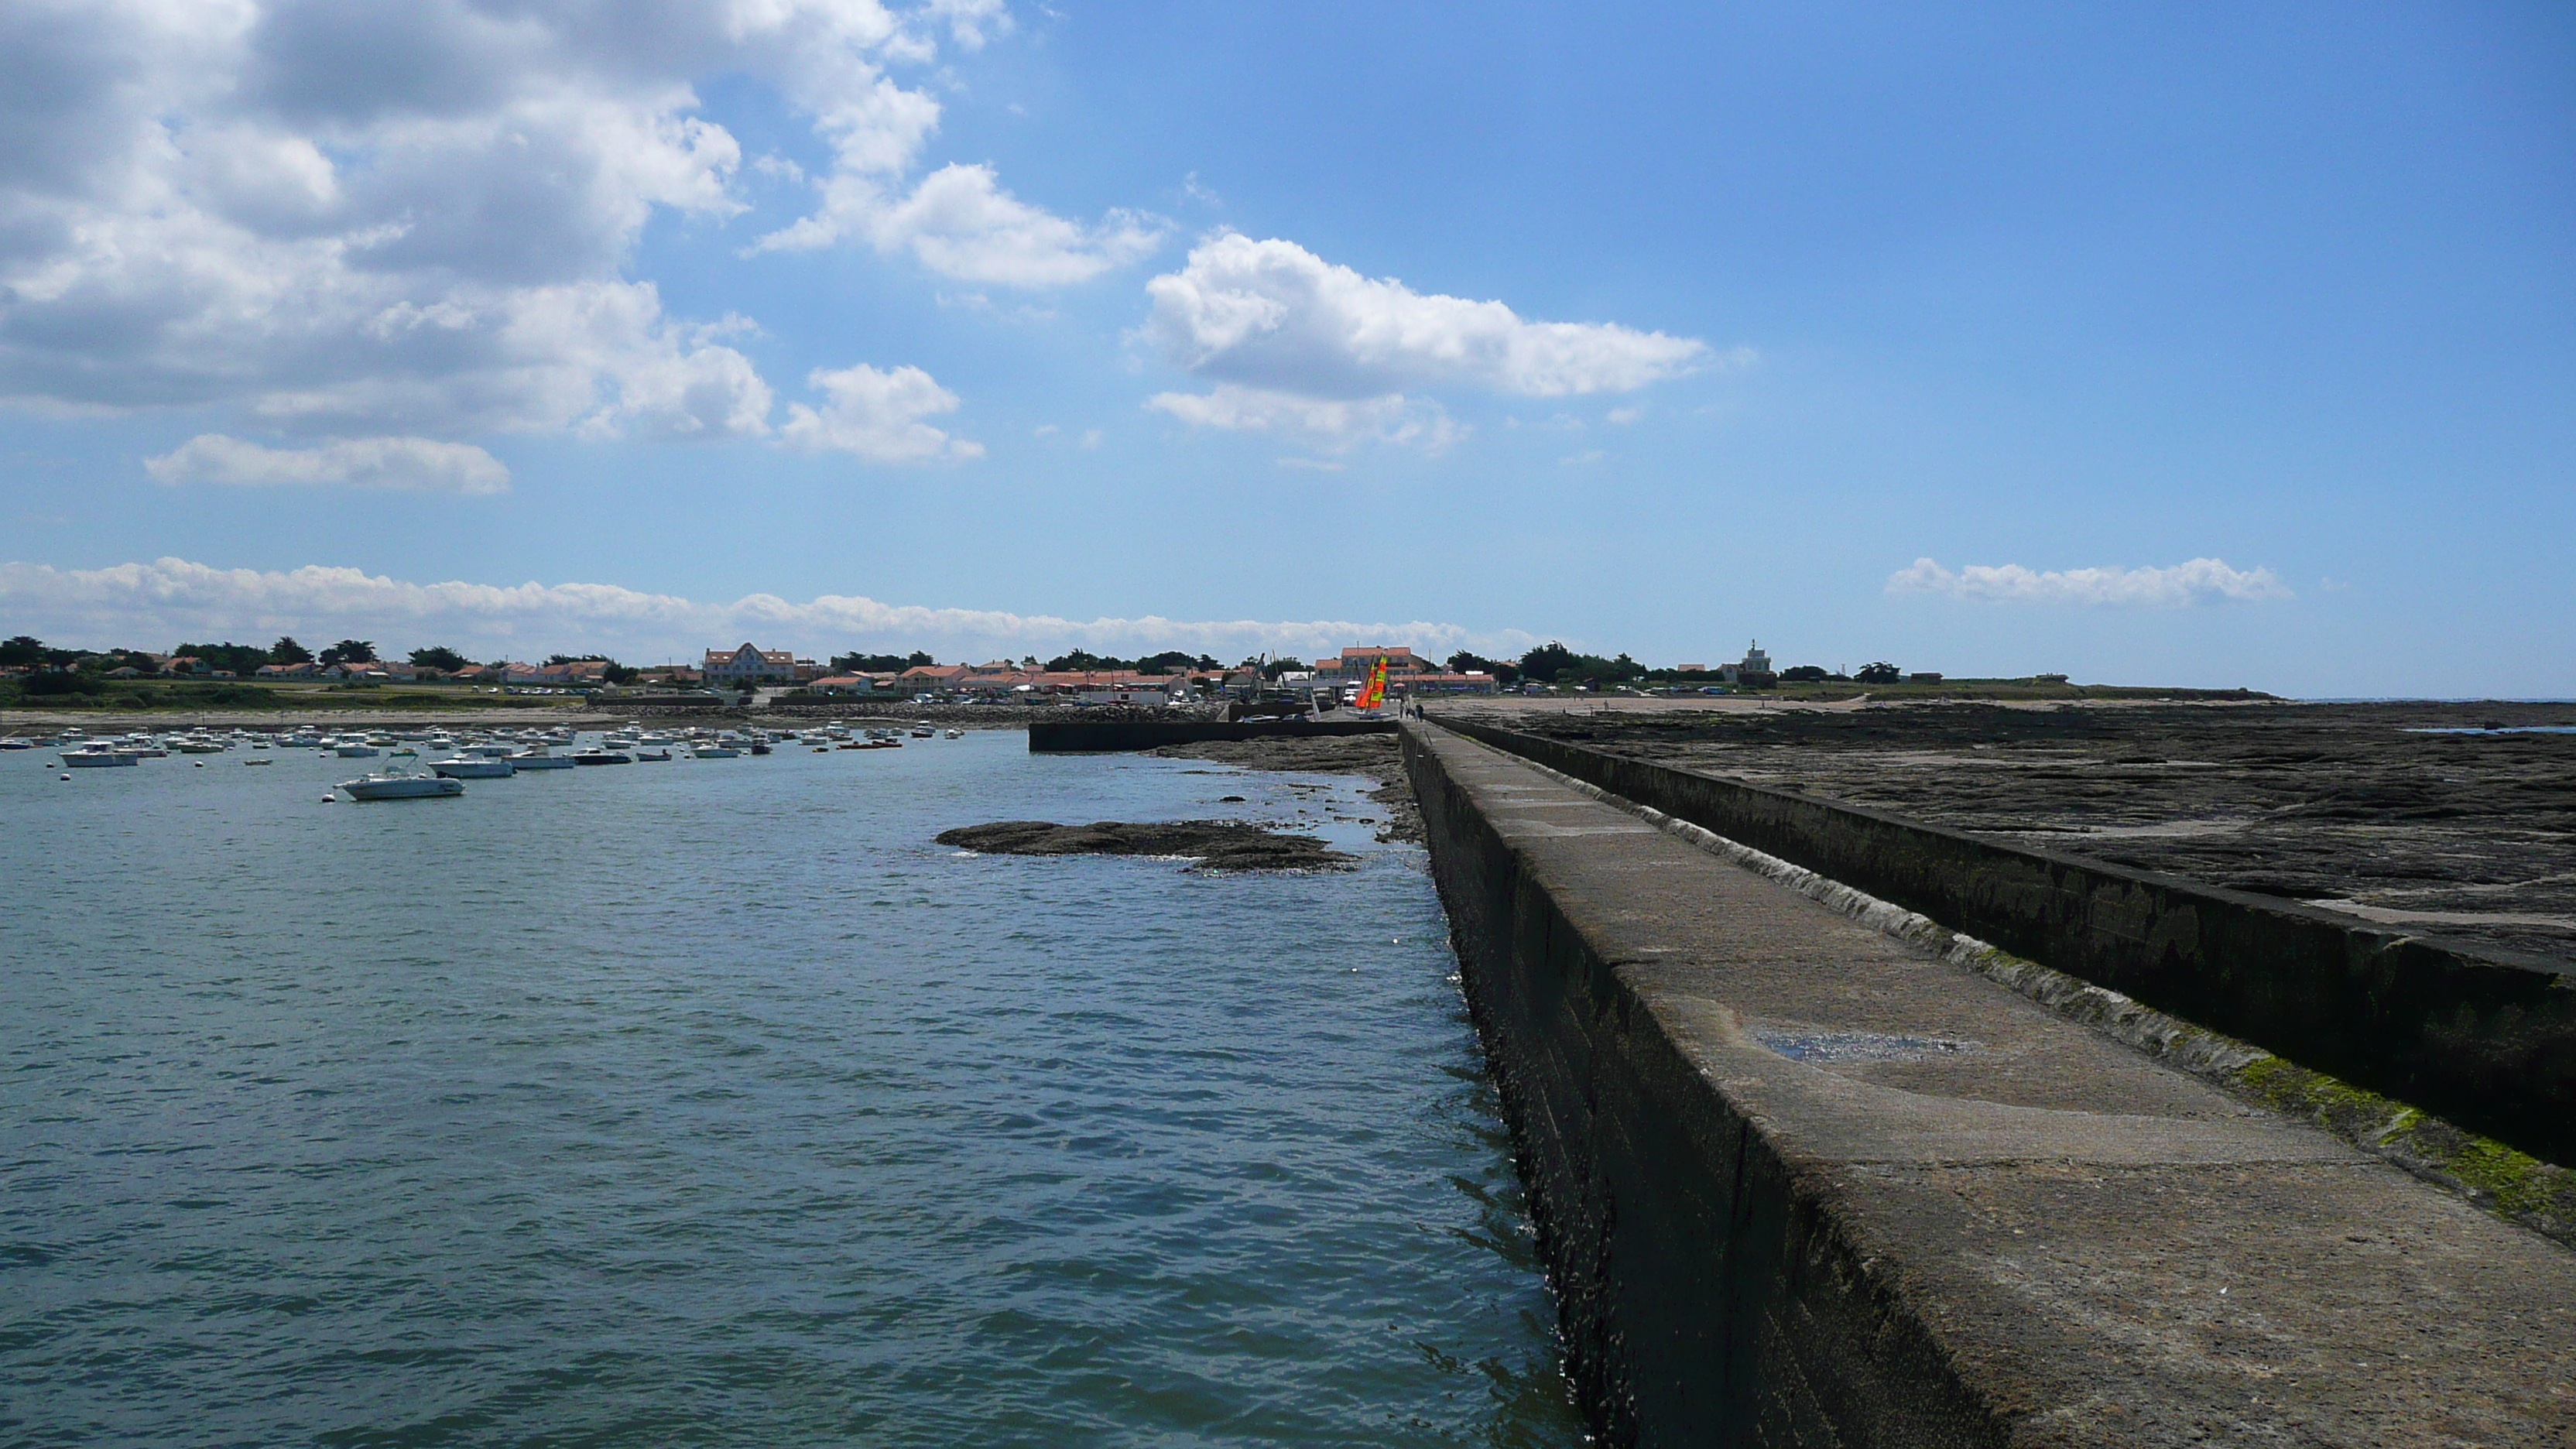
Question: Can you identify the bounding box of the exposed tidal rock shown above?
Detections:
[1487,698,2576,961]
[1143,734,1424,845]
[936,820,1356,872]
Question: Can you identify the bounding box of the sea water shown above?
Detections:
[0,731,1581,1447]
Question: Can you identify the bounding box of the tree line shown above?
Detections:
[0,635,642,684]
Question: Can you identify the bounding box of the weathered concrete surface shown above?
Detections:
[1427,713,2576,1170]
[1456,697,2576,962]
[1027,718,1395,752]
[1403,721,2576,1447]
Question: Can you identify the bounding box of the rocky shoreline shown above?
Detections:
[934,820,1355,872]
[1145,733,1424,844]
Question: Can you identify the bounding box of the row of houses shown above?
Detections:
[730,642,1502,701]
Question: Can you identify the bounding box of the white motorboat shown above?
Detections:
[508,749,575,769]
[430,757,515,779]
[175,739,227,754]
[339,772,464,800]
[690,745,740,758]
[60,747,139,768]
[334,742,379,758]
[573,748,633,766]
[944,728,964,739]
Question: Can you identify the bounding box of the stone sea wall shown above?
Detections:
[1429,713,2576,1168]
[1400,718,2576,1447]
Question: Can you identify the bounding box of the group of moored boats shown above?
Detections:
[14,720,968,800]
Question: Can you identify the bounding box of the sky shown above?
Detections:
[1,1,2568,694]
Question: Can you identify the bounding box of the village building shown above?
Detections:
[896,663,973,694]
[704,642,802,685]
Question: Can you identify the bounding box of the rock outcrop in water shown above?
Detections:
[936,820,1355,872]
[1143,734,1424,844]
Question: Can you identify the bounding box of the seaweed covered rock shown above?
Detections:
[935,820,1355,872]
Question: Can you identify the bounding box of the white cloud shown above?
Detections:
[1887,557,2295,607]
[1144,234,1709,398]
[0,555,1541,665]
[921,0,1016,50]
[759,162,1166,286]
[1146,385,1461,454]
[0,2,1064,457]
[782,363,981,462]
[145,435,511,495]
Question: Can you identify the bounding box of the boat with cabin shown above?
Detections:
[338,772,465,800]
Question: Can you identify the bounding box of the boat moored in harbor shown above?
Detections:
[60,747,139,768]
[337,772,465,800]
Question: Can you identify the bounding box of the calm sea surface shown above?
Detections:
[0,730,1581,1447]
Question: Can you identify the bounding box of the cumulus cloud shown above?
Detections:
[0,556,1540,665]
[1142,235,1709,397]
[758,162,1166,286]
[145,435,511,495]
[0,2,1080,459]
[1887,557,2295,607]
[1139,234,1711,453]
[1146,384,1461,454]
[782,363,982,462]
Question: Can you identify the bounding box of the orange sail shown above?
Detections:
[1355,656,1388,711]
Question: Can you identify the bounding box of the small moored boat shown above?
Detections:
[338,772,465,800]
[60,747,139,768]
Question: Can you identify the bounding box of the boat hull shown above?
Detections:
[339,776,465,800]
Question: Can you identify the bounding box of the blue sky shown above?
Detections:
[2,2,2568,694]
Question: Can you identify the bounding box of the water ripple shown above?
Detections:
[0,733,1580,1447]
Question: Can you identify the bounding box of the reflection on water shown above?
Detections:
[0,731,1581,1447]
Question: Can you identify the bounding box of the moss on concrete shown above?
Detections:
[2233,1053,2576,1242]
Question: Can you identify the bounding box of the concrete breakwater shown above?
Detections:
[1428,713,2576,1170]
[1401,720,2574,1446]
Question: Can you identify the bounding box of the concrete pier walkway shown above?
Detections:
[1404,721,2574,1446]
